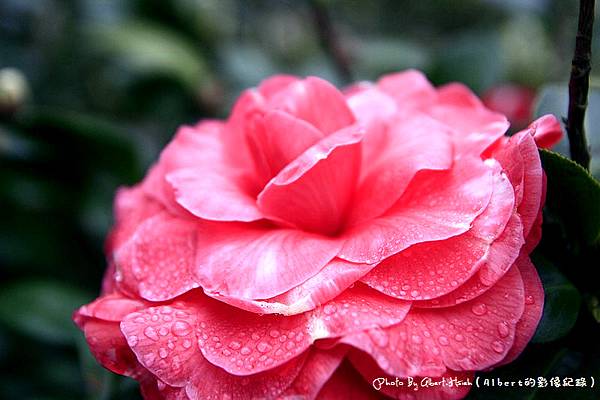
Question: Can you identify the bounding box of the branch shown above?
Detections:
[566,0,595,171]
[308,0,353,84]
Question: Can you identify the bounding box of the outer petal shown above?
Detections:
[428,83,510,156]
[194,221,341,300]
[205,258,377,315]
[107,185,164,254]
[529,114,563,149]
[114,213,199,302]
[350,350,473,400]
[494,130,543,238]
[163,123,262,222]
[120,302,308,399]
[495,255,544,366]
[348,113,453,224]
[341,265,525,377]
[279,346,348,399]
[377,70,438,113]
[317,360,385,400]
[74,293,146,377]
[414,213,524,308]
[309,284,412,341]
[196,286,409,376]
[257,125,363,235]
[340,156,494,264]
[361,168,515,301]
[75,293,146,323]
[142,122,228,216]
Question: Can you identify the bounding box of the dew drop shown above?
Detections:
[240,347,251,355]
[454,334,465,342]
[127,335,139,347]
[525,295,535,305]
[172,321,192,337]
[182,339,192,349]
[369,329,389,347]
[285,341,296,350]
[497,322,510,338]
[151,314,159,322]
[143,353,156,366]
[251,333,260,340]
[159,348,168,359]
[492,340,505,353]
[144,326,159,341]
[438,336,449,346]
[159,327,169,336]
[471,303,488,316]
[256,342,272,353]
[410,290,420,298]
[222,349,232,356]
[323,304,337,315]
[229,341,242,350]
[411,334,422,344]
[269,329,280,338]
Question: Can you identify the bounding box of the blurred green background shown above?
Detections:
[1,1,599,399]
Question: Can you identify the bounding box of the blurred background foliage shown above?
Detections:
[0,0,599,399]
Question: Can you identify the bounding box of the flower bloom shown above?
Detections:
[74,70,562,399]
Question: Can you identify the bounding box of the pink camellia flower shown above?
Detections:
[74,70,563,399]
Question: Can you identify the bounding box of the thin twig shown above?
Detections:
[566,0,595,171]
[308,0,353,84]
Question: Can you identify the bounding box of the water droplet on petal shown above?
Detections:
[127,335,139,347]
[256,342,272,353]
[182,339,192,349]
[410,290,420,298]
[240,347,251,355]
[172,321,192,337]
[411,334,422,344]
[438,336,449,346]
[229,341,242,350]
[497,322,510,338]
[454,334,465,342]
[525,295,535,305]
[143,353,156,366]
[159,348,168,359]
[492,340,505,353]
[285,341,295,350]
[471,303,488,316]
[144,326,159,341]
[269,329,280,338]
[323,304,336,315]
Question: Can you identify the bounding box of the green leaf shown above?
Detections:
[540,149,600,246]
[0,280,91,345]
[89,20,210,92]
[531,255,581,343]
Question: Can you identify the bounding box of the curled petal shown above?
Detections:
[340,156,494,264]
[341,265,525,377]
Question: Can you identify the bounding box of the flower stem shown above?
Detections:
[308,0,353,84]
[566,0,595,171]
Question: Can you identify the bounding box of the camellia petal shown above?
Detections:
[361,167,515,301]
[257,124,364,235]
[204,258,377,315]
[339,156,494,264]
[194,221,342,300]
[341,265,524,377]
